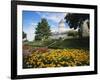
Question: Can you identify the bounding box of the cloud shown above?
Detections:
[31,22,37,28]
[24,22,37,41]
[36,12,67,23]
[46,13,67,23]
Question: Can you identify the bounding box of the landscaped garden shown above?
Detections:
[23,48,89,68]
[23,37,89,68]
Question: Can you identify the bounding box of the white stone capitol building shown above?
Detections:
[50,19,89,39]
[50,19,70,39]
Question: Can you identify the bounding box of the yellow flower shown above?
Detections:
[24,48,89,68]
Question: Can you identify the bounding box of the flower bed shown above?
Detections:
[23,48,89,68]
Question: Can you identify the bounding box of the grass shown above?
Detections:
[24,37,89,49]
[49,37,89,49]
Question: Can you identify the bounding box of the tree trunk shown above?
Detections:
[78,20,83,39]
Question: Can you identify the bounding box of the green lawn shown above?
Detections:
[49,37,89,49]
[24,37,89,50]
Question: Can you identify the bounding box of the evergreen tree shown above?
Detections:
[35,18,51,41]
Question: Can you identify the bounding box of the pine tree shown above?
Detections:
[35,18,51,41]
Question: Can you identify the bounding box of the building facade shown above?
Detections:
[50,19,89,39]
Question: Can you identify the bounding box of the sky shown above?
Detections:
[22,11,69,41]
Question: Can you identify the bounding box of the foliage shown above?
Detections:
[35,18,51,41]
[23,49,89,68]
[23,31,27,39]
[64,13,89,37]
[67,30,78,37]
[65,13,89,29]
